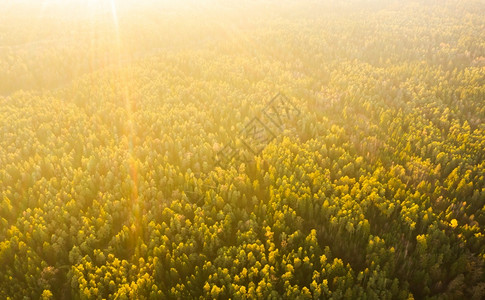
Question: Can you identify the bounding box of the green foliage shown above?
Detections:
[0,0,484,299]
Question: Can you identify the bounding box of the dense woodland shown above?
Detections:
[1,0,484,299]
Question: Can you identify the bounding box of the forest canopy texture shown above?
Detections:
[0,0,484,299]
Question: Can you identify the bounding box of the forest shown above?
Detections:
[0,0,484,299]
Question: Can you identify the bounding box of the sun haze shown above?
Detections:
[0,0,484,299]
